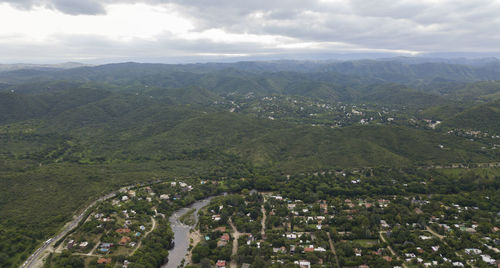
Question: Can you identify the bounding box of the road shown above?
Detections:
[229,218,241,268]
[379,231,408,268]
[260,204,266,239]
[426,226,444,240]
[131,216,157,255]
[21,183,140,268]
[327,232,341,268]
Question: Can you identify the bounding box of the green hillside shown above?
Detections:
[443,99,500,133]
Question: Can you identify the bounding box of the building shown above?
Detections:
[97,258,112,264]
[220,233,230,242]
[216,260,226,268]
[294,260,311,268]
[119,236,131,245]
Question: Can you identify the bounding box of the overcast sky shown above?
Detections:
[1,0,500,63]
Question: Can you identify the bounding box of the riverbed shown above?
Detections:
[161,196,217,268]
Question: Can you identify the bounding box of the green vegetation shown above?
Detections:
[0,60,499,267]
[180,209,197,226]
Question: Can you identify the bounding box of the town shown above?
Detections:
[43,166,499,268]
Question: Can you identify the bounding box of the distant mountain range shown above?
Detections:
[0,62,91,72]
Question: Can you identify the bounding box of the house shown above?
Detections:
[119,236,131,245]
[97,258,112,264]
[140,225,146,231]
[354,248,362,256]
[273,247,287,253]
[286,233,297,239]
[481,255,496,265]
[79,241,88,248]
[122,195,129,201]
[405,253,416,258]
[116,228,131,233]
[100,243,113,248]
[377,199,390,207]
[465,248,482,255]
[220,233,230,242]
[294,260,311,268]
[160,194,170,200]
[67,240,74,249]
[383,256,392,262]
[212,214,221,221]
[304,247,314,253]
[373,248,383,255]
[216,260,226,268]
[217,240,227,247]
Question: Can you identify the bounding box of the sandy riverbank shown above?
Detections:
[184,229,202,265]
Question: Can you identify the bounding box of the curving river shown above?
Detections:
[161,195,222,268]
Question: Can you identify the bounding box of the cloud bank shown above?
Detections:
[0,0,500,62]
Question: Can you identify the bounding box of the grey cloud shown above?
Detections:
[0,0,106,15]
[0,0,105,15]
[50,0,105,15]
[2,0,500,60]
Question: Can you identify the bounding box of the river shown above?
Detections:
[161,195,221,268]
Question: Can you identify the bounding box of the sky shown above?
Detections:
[1,0,500,63]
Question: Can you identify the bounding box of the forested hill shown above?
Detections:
[443,98,500,133]
[0,87,497,169]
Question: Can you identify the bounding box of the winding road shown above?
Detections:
[131,216,157,255]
